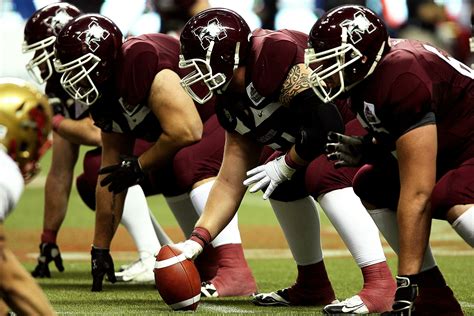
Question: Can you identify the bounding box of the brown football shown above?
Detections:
[154,245,201,311]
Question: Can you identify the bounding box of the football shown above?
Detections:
[154,245,201,311]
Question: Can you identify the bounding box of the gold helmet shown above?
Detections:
[0,78,52,181]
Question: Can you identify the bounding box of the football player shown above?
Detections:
[53,13,256,295]
[23,2,169,283]
[0,78,56,315]
[175,8,399,313]
[308,5,472,315]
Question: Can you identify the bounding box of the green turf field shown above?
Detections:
[5,148,474,315]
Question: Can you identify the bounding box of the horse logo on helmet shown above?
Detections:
[78,21,110,52]
[193,18,228,50]
[340,11,376,45]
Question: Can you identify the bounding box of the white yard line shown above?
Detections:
[27,247,474,261]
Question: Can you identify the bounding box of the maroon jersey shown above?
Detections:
[91,33,215,142]
[351,39,474,174]
[216,29,311,151]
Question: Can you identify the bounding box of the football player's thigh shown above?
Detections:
[173,115,225,192]
[431,158,474,221]
[305,155,358,198]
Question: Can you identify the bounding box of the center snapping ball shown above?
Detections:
[154,245,201,311]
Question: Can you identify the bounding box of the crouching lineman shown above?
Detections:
[23,2,171,283]
[175,8,399,313]
[53,13,256,295]
[309,5,471,315]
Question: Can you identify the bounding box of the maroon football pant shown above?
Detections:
[353,155,474,219]
[76,115,225,210]
[268,119,366,201]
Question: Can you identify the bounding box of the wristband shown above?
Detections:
[52,114,65,132]
[189,227,212,248]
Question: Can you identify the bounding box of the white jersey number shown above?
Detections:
[423,44,474,79]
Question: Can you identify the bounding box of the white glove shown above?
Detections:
[173,240,203,260]
[243,155,296,200]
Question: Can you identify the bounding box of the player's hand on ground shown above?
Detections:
[31,242,64,278]
[243,155,296,199]
[99,155,145,194]
[381,275,418,315]
[173,240,203,260]
[91,247,116,292]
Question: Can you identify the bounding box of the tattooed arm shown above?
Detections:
[279,63,311,106]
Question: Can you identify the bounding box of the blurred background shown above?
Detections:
[1,0,473,85]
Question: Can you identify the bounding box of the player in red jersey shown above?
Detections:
[23,3,169,283]
[53,13,256,295]
[308,5,472,315]
[175,8,401,313]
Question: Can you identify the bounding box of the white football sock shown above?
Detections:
[367,207,437,271]
[190,180,242,247]
[165,193,199,238]
[121,185,160,258]
[318,187,386,268]
[148,209,172,245]
[269,196,323,266]
[452,206,474,247]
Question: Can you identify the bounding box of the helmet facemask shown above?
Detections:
[179,40,241,104]
[22,36,56,84]
[54,53,101,106]
[305,27,364,103]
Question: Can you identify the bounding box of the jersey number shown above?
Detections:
[423,44,474,79]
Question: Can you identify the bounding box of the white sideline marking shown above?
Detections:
[460,301,474,309]
[27,247,474,261]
